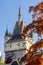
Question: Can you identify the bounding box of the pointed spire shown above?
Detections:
[5,27,8,36]
[18,6,22,21]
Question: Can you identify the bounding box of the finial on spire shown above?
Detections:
[18,6,22,21]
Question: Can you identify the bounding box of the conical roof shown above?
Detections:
[13,7,25,35]
[6,7,25,43]
[5,28,8,36]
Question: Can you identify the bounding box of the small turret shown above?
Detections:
[4,28,12,43]
[5,27,8,36]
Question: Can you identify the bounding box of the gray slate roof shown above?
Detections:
[7,34,24,43]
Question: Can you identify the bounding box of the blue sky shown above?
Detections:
[0,0,42,59]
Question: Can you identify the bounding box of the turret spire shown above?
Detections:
[18,7,22,21]
[5,27,8,36]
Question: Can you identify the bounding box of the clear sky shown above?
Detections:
[0,0,43,59]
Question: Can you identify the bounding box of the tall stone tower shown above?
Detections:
[4,7,34,65]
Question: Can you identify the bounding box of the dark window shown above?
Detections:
[18,43,20,46]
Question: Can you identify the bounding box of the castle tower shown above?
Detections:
[4,7,34,65]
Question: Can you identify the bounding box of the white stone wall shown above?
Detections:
[4,41,26,52]
[12,50,26,62]
[4,37,34,65]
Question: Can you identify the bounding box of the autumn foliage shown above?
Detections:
[19,2,43,65]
